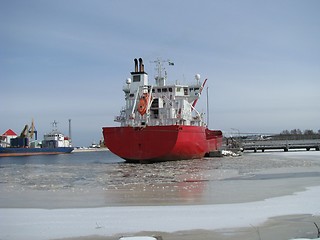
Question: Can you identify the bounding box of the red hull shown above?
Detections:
[103,125,222,162]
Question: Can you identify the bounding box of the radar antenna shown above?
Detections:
[51,120,58,132]
[150,58,174,87]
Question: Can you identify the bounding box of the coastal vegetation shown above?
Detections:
[274,129,320,140]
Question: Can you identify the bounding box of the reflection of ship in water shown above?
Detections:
[100,159,211,205]
[0,119,73,157]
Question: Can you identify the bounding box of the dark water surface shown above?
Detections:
[0,150,123,165]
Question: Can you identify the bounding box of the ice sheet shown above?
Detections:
[1,186,320,240]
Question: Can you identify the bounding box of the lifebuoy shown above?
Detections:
[137,93,150,116]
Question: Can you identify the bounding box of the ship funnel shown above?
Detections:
[139,58,143,72]
[134,58,138,72]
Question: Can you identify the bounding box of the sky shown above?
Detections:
[1,0,320,146]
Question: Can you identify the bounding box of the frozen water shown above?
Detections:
[1,150,320,239]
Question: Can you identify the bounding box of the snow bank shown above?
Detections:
[1,186,320,240]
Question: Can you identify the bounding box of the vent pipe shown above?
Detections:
[134,58,138,72]
[139,58,143,72]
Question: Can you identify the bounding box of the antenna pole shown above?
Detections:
[151,58,173,87]
[68,119,72,143]
[207,86,209,128]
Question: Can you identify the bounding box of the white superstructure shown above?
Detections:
[42,121,72,148]
[115,58,207,128]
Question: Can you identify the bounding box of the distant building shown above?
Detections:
[1,129,17,147]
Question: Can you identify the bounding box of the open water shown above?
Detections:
[1,150,320,208]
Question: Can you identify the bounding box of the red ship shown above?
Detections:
[103,58,222,163]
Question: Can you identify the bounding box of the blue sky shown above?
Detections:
[1,0,319,146]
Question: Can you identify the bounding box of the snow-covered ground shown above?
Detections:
[1,186,320,240]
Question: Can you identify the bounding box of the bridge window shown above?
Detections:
[133,75,140,82]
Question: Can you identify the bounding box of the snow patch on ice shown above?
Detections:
[1,186,320,240]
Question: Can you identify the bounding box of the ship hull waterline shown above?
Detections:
[103,125,222,163]
[0,147,74,157]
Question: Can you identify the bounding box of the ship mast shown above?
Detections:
[68,119,72,144]
[51,120,58,132]
[151,58,174,87]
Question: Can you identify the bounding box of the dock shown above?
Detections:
[242,139,320,152]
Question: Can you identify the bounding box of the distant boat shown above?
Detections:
[103,58,222,163]
[0,120,74,157]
